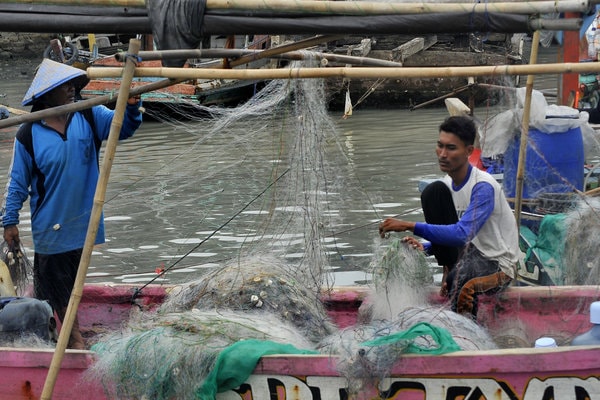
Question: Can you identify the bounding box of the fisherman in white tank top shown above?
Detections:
[379,115,521,319]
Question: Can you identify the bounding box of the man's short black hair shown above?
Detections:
[439,116,477,146]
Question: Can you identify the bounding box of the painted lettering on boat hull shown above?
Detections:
[216,376,600,400]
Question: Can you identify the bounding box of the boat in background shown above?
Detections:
[43,33,139,70]
[1,283,599,399]
[79,34,274,115]
[43,32,525,113]
[325,33,524,110]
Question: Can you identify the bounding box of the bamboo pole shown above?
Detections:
[87,60,600,80]
[584,186,600,196]
[115,35,344,65]
[513,30,541,230]
[411,84,472,110]
[0,0,591,14]
[228,34,344,68]
[199,0,592,15]
[119,48,405,67]
[40,38,141,400]
[0,77,186,129]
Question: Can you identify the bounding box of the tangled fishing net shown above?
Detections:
[88,254,336,399]
[319,308,496,396]
[561,197,600,285]
[88,310,316,400]
[361,237,434,321]
[160,254,338,344]
[103,55,354,289]
[317,237,496,396]
[88,58,354,399]
[0,240,32,296]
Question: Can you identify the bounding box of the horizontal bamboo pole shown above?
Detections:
[131,49,402,68]
[229,34,344,68]
[87,61,600,80]
[0,0,591,14]
[120,48,404,67]
[0,78,186,130]
[202,0,592,15]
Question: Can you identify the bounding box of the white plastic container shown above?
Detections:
[570,301,600,345]
[534,337,557,348]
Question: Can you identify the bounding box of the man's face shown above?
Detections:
[43,81,76,108]
[435,130,473,174]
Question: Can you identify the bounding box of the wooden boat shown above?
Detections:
[324,33,524,110]
[0,2,596,399]
[79,35,274,114]
[2,283,599,400]
[43,34,139,70]
[77,32,524,112]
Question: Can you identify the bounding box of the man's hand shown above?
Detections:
[3,225,20,250]
[401,236,424,251]
[378,218,416,238]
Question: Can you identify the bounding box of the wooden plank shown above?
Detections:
[348,38,372,57]
[391,37,424,62]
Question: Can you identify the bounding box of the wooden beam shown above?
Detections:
[391,36,438,63]
[0,0,590,15]
[86,61,600,80]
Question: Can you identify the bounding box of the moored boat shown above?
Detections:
[1,3,599,400]
[1,283,599,400]
[78,34,274,116]
[326,33,524,110]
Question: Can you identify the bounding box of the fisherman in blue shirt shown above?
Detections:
[1,59,143,348]
[378,116,521,320]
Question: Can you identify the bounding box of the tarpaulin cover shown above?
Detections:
[196,339,318,399]
[361,321,462,355]
[0,2,533,38]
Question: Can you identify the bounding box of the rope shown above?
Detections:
[131,168,290,300]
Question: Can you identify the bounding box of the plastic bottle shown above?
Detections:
[594,28,600,60]
[588,27,598,60]
[535,337,557,348]
[570,301,600,345]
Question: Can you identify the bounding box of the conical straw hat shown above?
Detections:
[22,59,89,106]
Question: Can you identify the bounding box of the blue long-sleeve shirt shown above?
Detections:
[2,103,142,254]
[413,179,495,248]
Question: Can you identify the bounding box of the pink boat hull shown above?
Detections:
[0,284,598,400]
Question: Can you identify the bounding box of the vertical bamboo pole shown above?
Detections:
[41,38,141,400]
[514,30,541,229]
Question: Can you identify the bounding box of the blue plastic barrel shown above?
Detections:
[503,127,584,200]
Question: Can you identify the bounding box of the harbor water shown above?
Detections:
[0,45,562,287]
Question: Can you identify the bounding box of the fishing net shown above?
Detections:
[159,254,338,344]
[319,306,497,396]
[0,332,55,348]
[561,197,600,285]
[88,310,316,400]
[0,240,32,296]
[317,236,497,395]
[519,197,600,286]
[88,57,359,399]
[362,237,433,321]
[99,55,358,289]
